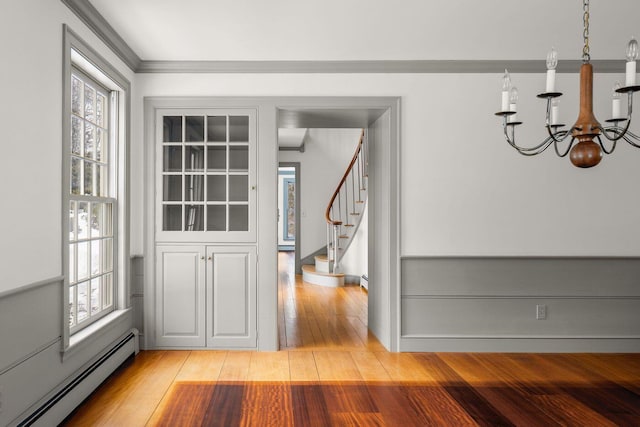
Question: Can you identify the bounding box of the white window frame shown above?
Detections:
[62,25,131,354]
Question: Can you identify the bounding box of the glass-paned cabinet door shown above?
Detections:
[156,109,256,242]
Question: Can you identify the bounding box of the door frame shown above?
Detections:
[144,96,400,351]
[278,162,301,274]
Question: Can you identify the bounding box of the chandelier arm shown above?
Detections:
[596,135,616,155]
[503,125,556,153]
[554,136,576,157]
[545,125,574,143]
[621,131,640,148]
[506,134,554,156]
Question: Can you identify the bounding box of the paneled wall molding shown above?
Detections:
[400,256,640,352]
[60,2,622,75]
[0,275,63,300]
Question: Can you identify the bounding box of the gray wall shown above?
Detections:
[400,257,640,352]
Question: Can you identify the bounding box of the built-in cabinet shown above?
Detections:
[155,245,256,348]
[154,109,257,349]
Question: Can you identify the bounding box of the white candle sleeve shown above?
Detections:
[626,61,636,87]
[502,91,510,111]
[509,103,517,122]
[613,98,622,119]
[551,103,559,125]
[546,69,556,93]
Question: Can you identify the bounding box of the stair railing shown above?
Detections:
[325,129,368,273]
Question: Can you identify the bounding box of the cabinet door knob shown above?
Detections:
[200,256,205,260]
[208,256,212,260]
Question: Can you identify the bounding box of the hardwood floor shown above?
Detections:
[63,252,640,426]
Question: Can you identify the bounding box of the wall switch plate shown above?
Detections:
[536,304,547,320]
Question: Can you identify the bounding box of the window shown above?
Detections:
[63,25,130,343]
[67,69,116,331]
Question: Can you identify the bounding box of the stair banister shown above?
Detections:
[324,129,366,273]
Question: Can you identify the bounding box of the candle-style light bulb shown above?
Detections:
[626,38,638,61]
[501,69,511,111]
[612,82,623,119]
[546,47,558,70]
[626,38,638,86]
[509,86,519,122]
[546,47,558,93]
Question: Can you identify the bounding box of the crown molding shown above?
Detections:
[61,1,622,75]
[61,0,141,71]
[136,59,622,74]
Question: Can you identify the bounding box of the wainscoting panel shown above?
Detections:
[400,257,640,352]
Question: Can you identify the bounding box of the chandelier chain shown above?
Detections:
[583,0,590,62]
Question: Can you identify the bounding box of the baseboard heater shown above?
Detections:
[17,331,136,427]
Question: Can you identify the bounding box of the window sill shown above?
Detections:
[62,308,132,362]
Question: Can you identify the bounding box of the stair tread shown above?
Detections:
[315,255,329,261]
[302,264,345,277]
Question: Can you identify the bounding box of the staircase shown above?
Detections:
[302,129,368,287]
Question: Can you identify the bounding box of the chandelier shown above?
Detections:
[496,0,640,168]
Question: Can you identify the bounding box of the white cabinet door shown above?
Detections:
[206,246,257,348]
[155,246,206,347]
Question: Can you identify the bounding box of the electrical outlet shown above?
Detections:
[536,304,547,320]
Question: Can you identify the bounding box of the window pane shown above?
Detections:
[96,93,106,127]
[69,243,76,284]
[71,157,81,195]
[185,146,204,171]
[163,146,182,172]
[207,116,226,142]
[163,205,182,231]
[103,238,113,272]
[163,176,182,201]
[229,175,248,202]
[84,161,94,195]
[91,203,102,238]
[229,146,248,171]
[84,123,95,160]
[91,277,101,315]
[96,165,107,197]
[229,116,249,142]
[78,202,89,239]
[95,128,104,162]
[163,116,182,142]
[207,146,226,171]
[207,175,226,201]
[77,281,89,322]
[77,241,89,280]
[206,205,226,231]
[104,203,113,236]
[103,273,113,308]
[229,205,249,231]
[69,201,77,241]
[185,116,204,142]
[84,84,95,122]
[185,175,204,201]
[185,205,204,231]
[71,116,82,155]
[72,76,82,116]
[69,285,76,327]
[91,239,101,276]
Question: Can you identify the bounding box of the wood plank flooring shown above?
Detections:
[63,252,640,426]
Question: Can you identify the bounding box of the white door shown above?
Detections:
[206,246,257,348]
[155,245,206,347]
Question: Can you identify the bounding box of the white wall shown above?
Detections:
[0,0,135,292]
[0,1,137,423]
[132,72,640,259]
[278,129,362,257]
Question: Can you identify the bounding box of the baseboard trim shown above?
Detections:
[17,332,136,426]
[400,337,640,353]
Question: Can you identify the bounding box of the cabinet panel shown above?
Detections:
[155,246,205,347]
[206,246,256,348]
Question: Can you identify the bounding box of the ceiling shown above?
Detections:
[89,0,640,62]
